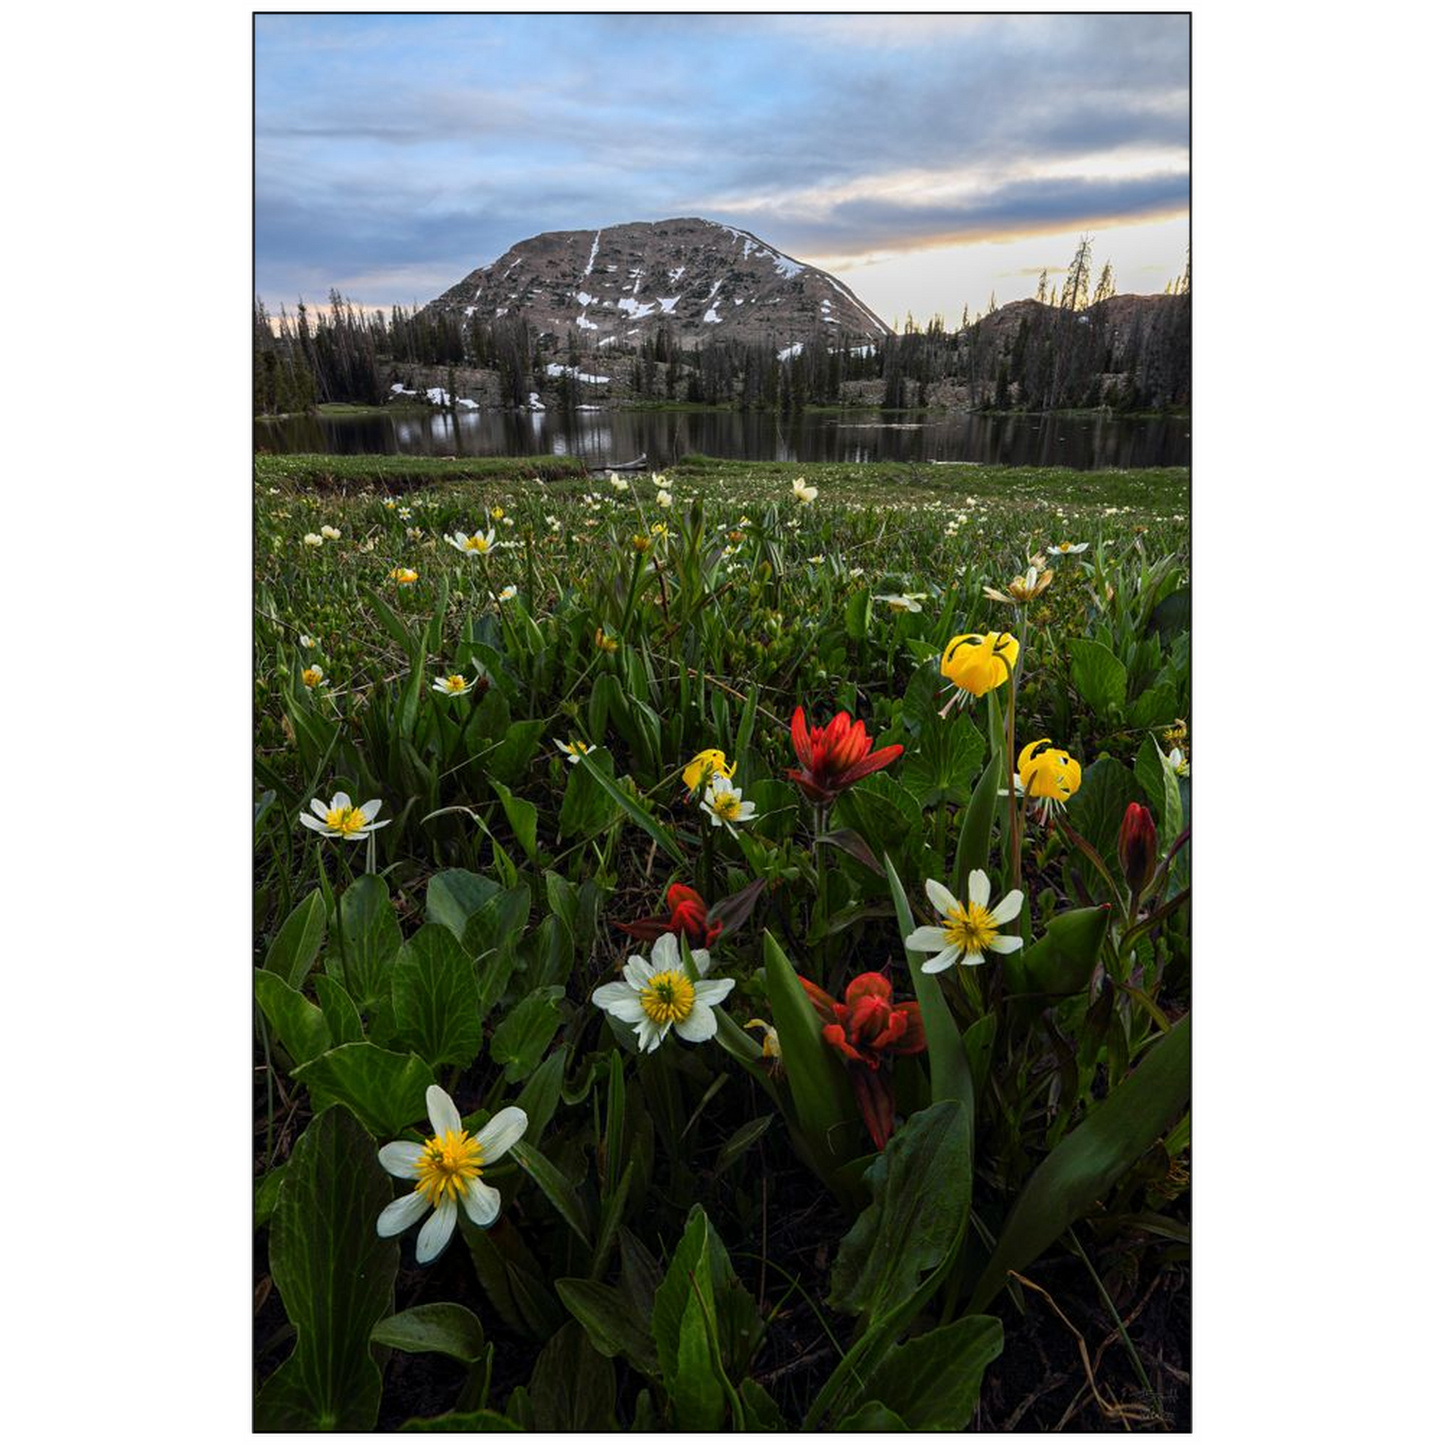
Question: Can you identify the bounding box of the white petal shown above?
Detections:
[689,948,712,977]
[924,878,959,917]
[622,956,651,989]
[920,948,957,974]
[968,869,992,908]
[990,934,1024,954]
[961,949,985,967]
[592,979,640,1009]
[378,1141,423,1178]
[649,933,681,971]
[309,798,329,819]
[692,977,734,1006]
[299,814,328,833]
[426,1085,461,1139]
[905,925,948,952]
[415,1197,458,1264]
[330,792,351,811]
[462,1179,501,1228]
[477,1106,528,1161]
[674,1002,718,1042]
[359,799,383,821]
[376,1190,429,1237]
[636,1017,663,1052]
[991,889,1024,925]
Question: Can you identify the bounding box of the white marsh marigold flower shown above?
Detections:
[592,933,735,1052]
[792,476,818,504]
[905,871,1025,972]
[447,528,496,557]
[298,791,389,841]
[376,1086,527,1264]
[702,772,757,833]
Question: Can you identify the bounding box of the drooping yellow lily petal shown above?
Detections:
[940,632,1019,697]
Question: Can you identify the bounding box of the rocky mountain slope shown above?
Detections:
[427,217,890,347]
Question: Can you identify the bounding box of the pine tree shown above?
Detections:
[1061,235,1093,312]
[1036,269,1049,303]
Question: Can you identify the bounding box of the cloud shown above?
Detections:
[254,13,1189,316]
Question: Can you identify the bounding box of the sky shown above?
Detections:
[254,13,1189,327]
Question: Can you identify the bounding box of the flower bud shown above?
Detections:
[1118,803,1158,892]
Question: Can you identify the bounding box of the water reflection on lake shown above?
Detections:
[254,406,1189,470]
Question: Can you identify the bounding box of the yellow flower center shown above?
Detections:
[1059,542,1073,552]
[413,1129,484,1207]
[640,969,696,1025]
[465,536,491,553]
[710,790,743,821]
[943,902,999,954]
[324,805,368,836]
[302,667,323,688]
[564,741,590,757]
[444,674,468,693]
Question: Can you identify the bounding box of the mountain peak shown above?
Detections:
[427,217,890,345]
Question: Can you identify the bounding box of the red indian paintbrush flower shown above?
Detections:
[787,706,904,807]
[800,972,926,1150]
[1117,802,1158,893]
[617,883,721,948]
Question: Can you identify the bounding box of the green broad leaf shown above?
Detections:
[391,924,483,1070]
[884,856,970,1108]
[834,773,922,864]
[1007,905,1111,999]
[1146,586,1190,642]
[556,1278,660,1376]
[490,988,563,1083]
[329,873,403,1012]
[761,930,857,1173]
[829,1100,971,1325]
[739,1378,785,1430]
[969,1014,1191,1311]
[254,1108,398,1431]
[263,889,327,989]
[426,869,501,940]
[558,746,620,839]
[293,1042,435,1139]
[511,1138,592,1245]
[1128,682,1178,729]
[462,884,532,962]
[1068,756,1149,871]
[529,1321,616,1431]
[255,969,331,1067]
[492,780,540,862]
[489,718,547,786]
[898,712,985,808]
[845,587,872,641]
[314,975,364,1046]
[862,1314,1003,1429]
[836,1402,910,1430]
[372,1303,487,1364]
[400,1409,521,1432]
[576,749,686,864]
[1069,636,1127,716]
[651,1208,727,1431]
